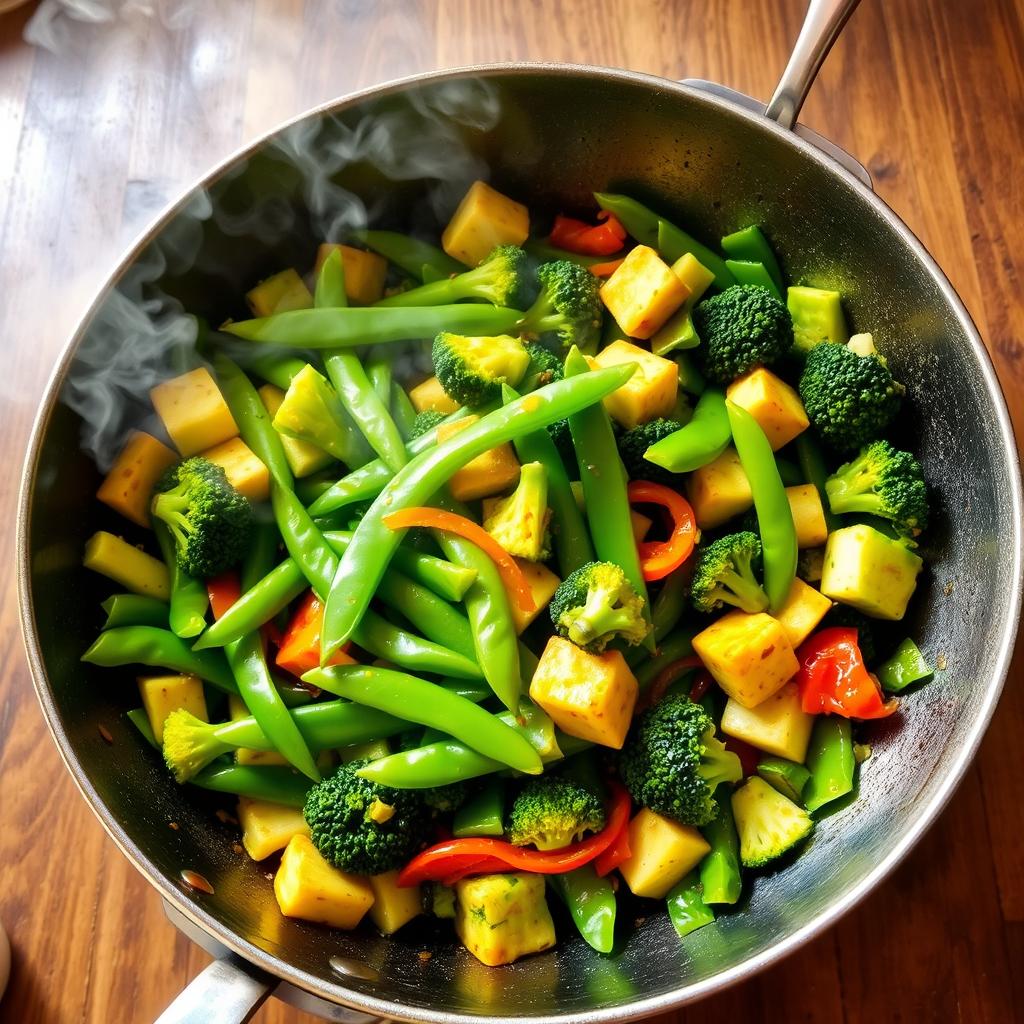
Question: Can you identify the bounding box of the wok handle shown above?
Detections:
[154,954,273,1024]
[765,0,861,129]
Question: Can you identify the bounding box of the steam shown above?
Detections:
[24,0,197,54]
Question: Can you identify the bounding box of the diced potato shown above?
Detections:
[246,268,313,317]
[630,509,653,543]
[137,674,207,745]
[721,681,814,762]
[529,636,638,749]
[600,245,689,339]
[820,524,923,621]
[591,339,678,429]
[436,416,520,501]
[786,484,828,549]
[84,531,169,599]
[150,367,238,457]
[442,180,530,268]
[368,870,422,935]
[238,797,310,861]
[773,577,832,649]
[258,384,334,478]
[96,431,177,527]
[506,559,560,635]
[201,437,270,503]
[725,367,809,451]
[454,872,555,966]
[316,244,388,305]
[686,447,753,529]
[671,252,715,302]
[692,610,799,709]
[409,375,460,415]
[618,809,711,899]
[274,834,375,930]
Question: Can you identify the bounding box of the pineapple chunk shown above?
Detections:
[619,809,711,899]
[773,577,832,649]
[454,872,555,966]
[436,416,520,501]
[84,531,169,599]
[599,245,689,339]
[725,367,809,451]
[274,834,375,930]
[786,484,828,549]
[96,431,177,527]
[721,681,814,762]
[692,610,799,709]
[409,375,460,415]
[529,636,638,749]
[237,797,310,861]
[137,674,207,745]
[442,181,530,268]
[591,339,678,429]
[150,367,239,457]
[507,559,560,634]
[201,436,270,503]
[368,870,422,934]
[315,244,388,305]
[258,384,334,478]
[671,252,715,302]
[246,268,313,317]
[686,447,753,529]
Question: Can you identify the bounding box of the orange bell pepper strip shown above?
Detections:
[549,212,627,256]
[627,480,697,582]
[207,573,241,620]
[276,590,355,678]
[588,257,626,277]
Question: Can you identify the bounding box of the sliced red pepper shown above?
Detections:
[275,590,355,678]
[207,573,241,620]
[593,816,631,877]
[398,782,632,886]
[549,212,627,256]
[796,627,898,720]
[688,669,713,704]
[627,480,697,582]
[645,655,704,708]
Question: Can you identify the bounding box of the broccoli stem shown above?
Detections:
[716,567,770,612]
[568,585,639,647]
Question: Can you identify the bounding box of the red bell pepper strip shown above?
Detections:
[646,654,704,707]
[796,627,898,719]
[275,590,355,678]
[689,669,713,704]
[549,212,627,256]
[207,573,241,621]
[593,816,631,877]
[627,481,697,582]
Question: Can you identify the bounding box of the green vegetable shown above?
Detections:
[699,798,742,905]
[630,630,695,687]
[549,560,649,654]
[507,776,606,850]
[374,571,477,662]
[408,409,446,440]
[650,567,689,643]
[426,883,457,918]
[787,286,848,355]
[549,866,617,953]
[153,521,209,639]
[616,418,684,486]
[794,431,841,533]
[723,260,781,299]
[803,716,855,815]
[877,638,934,693]
[190,764,314,807]
[482,461,551,561]
[731,775,813,867]
[521,342,565,392]
[351,228,464,281]
[756,758,811,805]
[643,387,730,474]
[690,531,769,614]
[721,225,784,293]
[674,351,707,396]
[666,872,715,937]
[524,238,609,268]
[453,783,506,837]
[100,593,168,630]
[389,379,419,439]
[432,331,530,407]
[232,349,309,392]
[519,260,603,352]
[651,306,700,357]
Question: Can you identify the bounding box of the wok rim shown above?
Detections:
[16,61,1024,1023]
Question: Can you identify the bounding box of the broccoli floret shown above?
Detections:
[799,341,905,451]
[521,341,563,392]
[161,709,234,782]
[517,260,603,352]
[482,461,552,561]
[617,418,684,487]
[690,532,769,614]
[506,776,606,851]
[303,760,429,875]
[549,560,650,653]
[423,781,472,815]
[408,409,446,440]
[823,605,879,665]
[546,417,578,475]
[151,457,253,578]
[693,285,794,383]
[618,694,742,827]
[825,440,928,539]
[432,332,531,408]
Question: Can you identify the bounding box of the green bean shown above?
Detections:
[666,872,715,937]
[452,783,506,837]
[101,594,168,630]
[630,630,694,688]
[803,717,855,814]
[721,225,784,292]
[549,866,617,954]
[232,349,309,391]
[644,388,730,473]
[651,567,689,643]
[190,764,313,807]
[153,521,209,639]
[366,356,392,406]
[723,259,781,299]
[877,638,934,693]
[389,380,418,440]
[795,431,841,532]
[294,473,337,506]
[699,800,742,905]
[374,572,476,662]
[351,228,464,281]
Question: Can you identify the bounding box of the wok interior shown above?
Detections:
[25,70,1018,1019]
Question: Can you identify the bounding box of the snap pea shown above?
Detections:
[233,349,309,391]
[699,800,742,905]
[549,866,617,954]
[564,347,653,648]
[803,716,855,814]
[675,352,707,396]
[666,872,715,937]
[795,432,840,532]
[651,567,689,643]
[321,363,637,657]
[355,608,483,680]
[727,401,797,612]
[351,228,464,281]
[723,259,781,300]
[720,225,784,292]
[629,630,694,687]
[644,388,730,474]
[452,783,506,837]
[757,758,811,804]
[877,638,934,693]
[190,764,314,807]
[153,521,209,640]
[101,593,168,630]
[294,473,337,506]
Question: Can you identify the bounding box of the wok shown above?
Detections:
[17,1,1023,1021]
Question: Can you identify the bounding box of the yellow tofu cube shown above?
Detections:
[409,375,461,415]
[368,871,422,934]
[201,436,270,503]
[316,244,388,305]
[442,181,530,268]
[150,367,238,457]
[237,797,310,861]
[671,253,715,302]
[692,610,799,709]
[721,681,814,762]
[246,268,313,317]
[507,559,561,634]
[436,416,520,501]
[529,636,638,749]
[773,577,832,649]
[619,809,711,899]
[726,367,809,451]
[686,447,753,529]
[97,431,178,528]
[591,340,678,429]
[786,484,828,549]
[137,674,207,745]
[84,531,169,599]
[600,245,689,339]
[455,872,555,967]
[258,384,334,478]
[274,834,375,930]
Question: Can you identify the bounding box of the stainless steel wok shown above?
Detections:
[17,1,1024,1021]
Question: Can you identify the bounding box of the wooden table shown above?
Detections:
[1,1,1021,1021]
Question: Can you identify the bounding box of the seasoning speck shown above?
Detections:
[98,724,114,745]
[232,843,244,855]
[215,808,238,825]
[168,821,180,831]
[943,581,954,597]
[180,869,214,895]
[936,652,947,671]
[418,951,432,962]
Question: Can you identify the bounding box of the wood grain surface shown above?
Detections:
[1,1,1022,1021]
